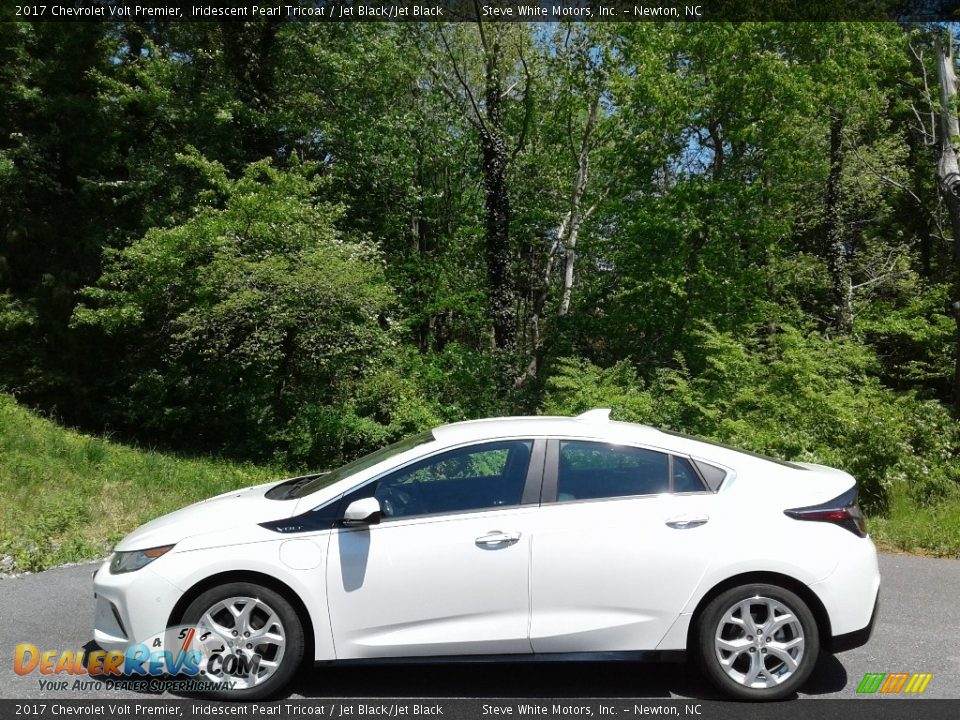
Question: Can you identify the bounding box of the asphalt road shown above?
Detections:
[1,554,958,700]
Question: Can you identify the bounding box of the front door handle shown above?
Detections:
[475,531,521,547]
[665,515,709,529]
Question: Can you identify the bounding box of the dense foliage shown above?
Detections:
[2,21,960,543]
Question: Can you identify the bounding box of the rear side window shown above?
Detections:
[673,456,706,493]
[558,441,669,501]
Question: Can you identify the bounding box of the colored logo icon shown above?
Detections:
[857,672,933,694]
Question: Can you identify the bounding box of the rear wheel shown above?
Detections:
[696,583,819,700]
[180,582,304,700]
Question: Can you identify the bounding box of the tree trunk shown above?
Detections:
[481,130,514,350]
[559,95,600,317]
[523,215,566,381]
[824,107,853,334]
[520,92,601,383]
[935,37,960,414]
[480,34,515,351]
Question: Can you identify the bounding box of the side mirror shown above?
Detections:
[342,497,382,526]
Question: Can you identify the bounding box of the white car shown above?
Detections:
[92,410,879,701]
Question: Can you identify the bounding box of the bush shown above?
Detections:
[72,156,398,463]
[543,323,960,513]
[279,364,443,469]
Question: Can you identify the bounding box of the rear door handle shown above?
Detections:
[475,531,521,547]
[665,515,709,529]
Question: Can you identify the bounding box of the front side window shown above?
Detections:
[558,441,669,501]
[356,440,533,520]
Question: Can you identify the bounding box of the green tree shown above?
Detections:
[72,158,395,463]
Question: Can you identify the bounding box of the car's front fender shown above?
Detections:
[148,534,337,662]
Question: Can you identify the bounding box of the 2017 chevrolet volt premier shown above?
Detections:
[92,410,879,701]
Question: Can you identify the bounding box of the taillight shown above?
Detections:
[784,486,867,537]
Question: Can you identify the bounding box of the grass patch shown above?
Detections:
[0,394,276,573]
[868,483,960,557]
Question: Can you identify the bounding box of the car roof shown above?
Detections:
[433,409,660,445]
[430,409,772,471]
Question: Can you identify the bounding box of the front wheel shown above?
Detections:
[695,583,820,700]
[180,582,304,700]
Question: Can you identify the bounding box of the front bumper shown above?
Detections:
[92,559,183,652]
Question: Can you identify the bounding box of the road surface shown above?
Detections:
[1,554,957,700]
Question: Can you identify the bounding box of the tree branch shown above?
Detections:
[848,140,927,209]
[511,43,534,161]
[437,25,490,137]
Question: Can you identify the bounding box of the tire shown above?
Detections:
[695,583,820,701]
[179,582,305,701]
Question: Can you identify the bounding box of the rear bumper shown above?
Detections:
[829,590,879,653]
[809,534,881,638]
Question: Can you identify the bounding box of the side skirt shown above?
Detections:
[315,651,687,667]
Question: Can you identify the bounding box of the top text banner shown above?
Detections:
[5,0,960,22]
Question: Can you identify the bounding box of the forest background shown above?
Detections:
[3,20,960,571]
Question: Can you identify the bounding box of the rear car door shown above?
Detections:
[529,439,719,652]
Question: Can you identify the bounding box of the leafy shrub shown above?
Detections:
[857,282,956,399]
[543,323,960,513]
[279,364,443,469]
[72,156,399,464]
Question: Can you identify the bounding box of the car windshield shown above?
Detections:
[289,431,436,499]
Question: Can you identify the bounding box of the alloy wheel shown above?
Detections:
[713,595,805,689]
[195,595,287,690]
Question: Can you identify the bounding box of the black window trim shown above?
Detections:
[522,438,547,505]
[540,437,717,506]
[260,435,726,534]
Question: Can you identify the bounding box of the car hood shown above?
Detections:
[114,481,298,552]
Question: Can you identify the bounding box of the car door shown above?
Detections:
[529,439,718,653]
[326,438,544,659]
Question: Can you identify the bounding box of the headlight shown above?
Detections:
[109,544,175,574]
